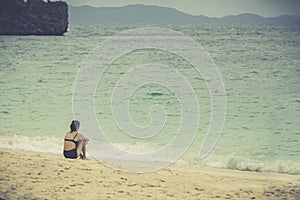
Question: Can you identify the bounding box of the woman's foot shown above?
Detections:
[80,153,88,160]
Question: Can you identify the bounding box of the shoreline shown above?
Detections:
[1,149,299,199]
[1,134,299,175]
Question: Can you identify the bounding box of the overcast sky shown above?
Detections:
[65,0,300,17]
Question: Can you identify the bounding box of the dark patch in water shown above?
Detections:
[0,111,9,114]
[250,71,259,74]
[195,77,204,80]
[148,92,163,96]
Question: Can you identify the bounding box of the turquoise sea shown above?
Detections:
[0,24,299,174]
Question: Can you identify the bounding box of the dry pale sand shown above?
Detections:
[0,149,299,200]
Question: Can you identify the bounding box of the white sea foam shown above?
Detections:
[179,152,300,175]
[0,135,63,154]
[1,135,299,175]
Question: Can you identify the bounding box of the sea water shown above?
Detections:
[0,24,299,174]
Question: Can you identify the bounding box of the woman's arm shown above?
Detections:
[78,133,89,143]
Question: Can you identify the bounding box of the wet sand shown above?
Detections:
[0,149,299,199]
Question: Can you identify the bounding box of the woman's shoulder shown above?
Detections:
[65,131,71,136]
[65,131,74,138]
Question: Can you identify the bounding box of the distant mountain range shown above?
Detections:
[69,4,300,25]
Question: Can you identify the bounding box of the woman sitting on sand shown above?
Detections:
[63,120,89,159]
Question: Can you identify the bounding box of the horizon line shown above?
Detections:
[68,3,300,19]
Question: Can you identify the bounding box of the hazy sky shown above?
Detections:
[65,0,300,17]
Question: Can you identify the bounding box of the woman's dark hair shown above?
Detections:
[70,120,80,132]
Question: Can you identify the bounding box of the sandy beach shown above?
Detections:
[0,149,299,199]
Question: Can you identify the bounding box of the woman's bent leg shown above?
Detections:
[82,143,87,159]
[77,141,87,159]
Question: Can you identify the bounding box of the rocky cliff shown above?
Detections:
[0,0,68,35]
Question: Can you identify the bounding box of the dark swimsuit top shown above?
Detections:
[64,132,79,159]
[64,132,79,148]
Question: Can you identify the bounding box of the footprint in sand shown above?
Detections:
[103,184,110,187]
[225,193,232,199]
[156,178,165,183]
[115,181,122,185]
[128,182,137,187]
[142,183,157,188]
[194,187,205,191]
[166,193,174,197]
